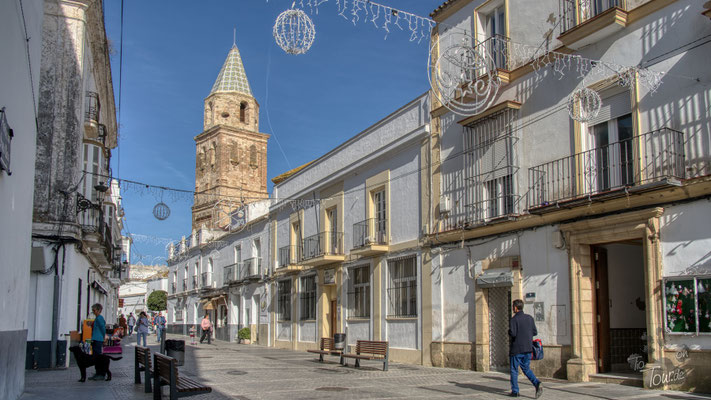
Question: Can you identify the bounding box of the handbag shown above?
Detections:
[532,339,544,360]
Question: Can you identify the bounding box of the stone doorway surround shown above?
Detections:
[474,256,523,372]
[560,207,664,386]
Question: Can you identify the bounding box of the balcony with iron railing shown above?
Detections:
[351,218,389,257]
[242,257,263,280]
[559,0,628,49]
[84,91,101,138]
[223,263,242,285]
[201,272,213,289]
[477,34,511,74]
[301,231,345,267]
[278,245,303,271]
[527,128,685,213]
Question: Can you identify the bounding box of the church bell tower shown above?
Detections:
[192,40,269,230]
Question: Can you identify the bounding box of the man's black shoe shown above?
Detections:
[508,392,519,397]
[535,382,543,398]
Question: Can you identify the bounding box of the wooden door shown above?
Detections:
[593,246,610,373]
[330,300,337,336]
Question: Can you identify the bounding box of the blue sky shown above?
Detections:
[104,0,445,264]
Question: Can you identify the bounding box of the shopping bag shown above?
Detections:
[532,339,544,360]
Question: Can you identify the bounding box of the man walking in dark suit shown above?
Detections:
[509,299,543,398]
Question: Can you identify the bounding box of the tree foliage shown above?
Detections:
[147,290,167,311]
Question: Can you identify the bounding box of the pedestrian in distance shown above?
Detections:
[89,304,106,356]
[127,312,136,336]
[118,314,127,337]
[199,314,213,344]
[154,312,166,342]
[508,299,543,398]
[136,311,149,347]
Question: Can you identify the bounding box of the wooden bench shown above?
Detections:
[341,340,389,371]
[153,353,211,400]
[134,346,152,393]
[306,337,344,363]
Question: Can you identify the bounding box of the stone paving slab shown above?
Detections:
[21,334,711,400]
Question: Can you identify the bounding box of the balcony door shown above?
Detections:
[587,113,633,193]
[327,208,338,254]
[583,89,633,194]
[485,5,506,69]
[373,190,386,243]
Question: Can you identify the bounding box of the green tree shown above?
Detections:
[147,290,167,311]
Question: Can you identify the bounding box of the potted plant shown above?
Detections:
[238,327,251,344]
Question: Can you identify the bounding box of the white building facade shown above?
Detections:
[0,0,44,398]
[26,0,128,371]
[428,0,711,392]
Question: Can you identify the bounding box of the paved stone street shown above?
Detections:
[21,335,711,400]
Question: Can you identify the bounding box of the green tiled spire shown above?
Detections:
[210,45,252,95]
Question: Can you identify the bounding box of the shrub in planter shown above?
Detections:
[238,327,251,343]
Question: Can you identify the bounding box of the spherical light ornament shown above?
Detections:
[567,87,602,122]
[273,8,316,55]
[428,34,501,116]
[153,202,171,221]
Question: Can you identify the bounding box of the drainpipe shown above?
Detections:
[50,244,63,368]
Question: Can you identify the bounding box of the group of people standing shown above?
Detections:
[116,311,166,347]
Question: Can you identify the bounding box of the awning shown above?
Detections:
[91,280,108,295]
[202,302,215,310]
[476,271,513,288]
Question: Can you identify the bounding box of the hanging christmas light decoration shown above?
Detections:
[273,5,316,55]
[428,34,501,117]
[567,87,602,122]
[153,202,171,221]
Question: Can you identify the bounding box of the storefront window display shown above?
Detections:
[664,277,711,335]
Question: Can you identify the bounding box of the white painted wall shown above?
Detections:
[298,321,316,343]
[0,0,42,359]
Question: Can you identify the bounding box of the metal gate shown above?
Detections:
[489,287,511,371]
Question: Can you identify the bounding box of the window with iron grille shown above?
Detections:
[463,108,519,224]
[278,279,292,321]
[348,265,370,318]
[387,255,417,317]
[299,275,316,321]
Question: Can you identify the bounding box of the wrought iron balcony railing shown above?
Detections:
[464,193,520,224]
[352,218,387,249]
[223,263,241,284]
[302,231,344,261]
[477,34,510,72]
[560,0,626,33]
[85,91,100,124]
[201,272,212,288]
[278,245,301,268]
[528,128,685,209]
[242,257,262,278]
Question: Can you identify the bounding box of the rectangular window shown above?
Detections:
[349,266,371,318]
[664,277,711,335]
[234,245,242,263]
[463,108,518,225]
[278,279,292,321]
[387,255,418,317]
[373,189,386,242]
[0,108,13,174]
[299,275,317,321]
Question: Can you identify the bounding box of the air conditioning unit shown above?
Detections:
[30,247,48,272]
[440,195,452,214]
